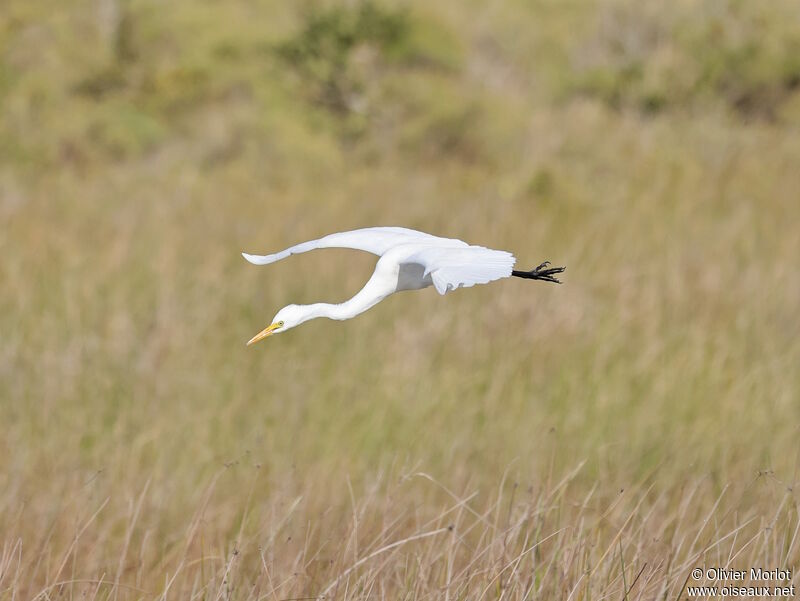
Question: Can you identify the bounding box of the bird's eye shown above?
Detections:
[278,321,284,327]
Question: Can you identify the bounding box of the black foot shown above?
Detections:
[512,261,565,284]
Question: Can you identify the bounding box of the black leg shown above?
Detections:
[512,261,565,284]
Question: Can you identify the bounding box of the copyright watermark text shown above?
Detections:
[687,567,795,598]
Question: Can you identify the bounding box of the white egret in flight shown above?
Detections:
[243,226,564,345]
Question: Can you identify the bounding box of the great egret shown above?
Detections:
[243,226,564,344]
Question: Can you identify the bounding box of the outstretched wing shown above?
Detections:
[404,246,516,295]
[242,227,462,265]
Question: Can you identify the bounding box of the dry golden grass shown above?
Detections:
[1,0,800,599]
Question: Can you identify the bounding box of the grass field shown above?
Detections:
[2,0,800,599]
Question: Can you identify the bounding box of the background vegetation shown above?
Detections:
[1,0,799,598]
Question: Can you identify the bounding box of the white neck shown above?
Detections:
[299,296,379,324]
[296,275,393,325]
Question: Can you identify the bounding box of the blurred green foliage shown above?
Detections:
[3,0,799,170]
[568,1,800,118]
[275,3,411,115]
[274,2,465,143]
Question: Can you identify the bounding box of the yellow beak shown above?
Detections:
[246,322,282,346]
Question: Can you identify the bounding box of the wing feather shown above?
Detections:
[406,246,516,295]
[242,226,463,265]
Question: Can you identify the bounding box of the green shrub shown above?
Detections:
[275,2,411,115]
[274,2,463,121]
[568,0,800,120]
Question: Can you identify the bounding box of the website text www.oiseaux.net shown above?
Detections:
[687,568,794,598]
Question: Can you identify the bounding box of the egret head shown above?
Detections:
[246,304,306,345]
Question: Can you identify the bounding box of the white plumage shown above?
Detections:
[243,226,562,344]
[242,226,462,266]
